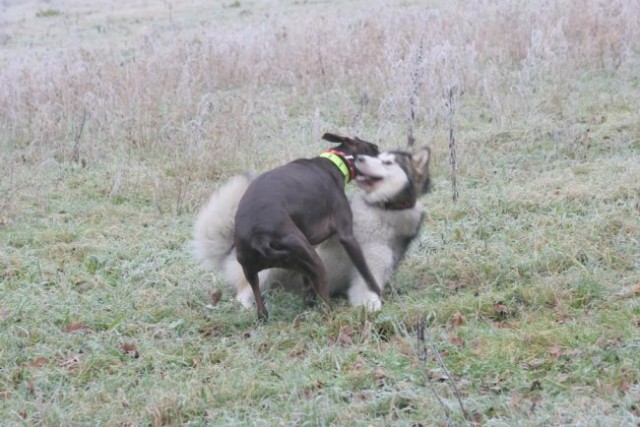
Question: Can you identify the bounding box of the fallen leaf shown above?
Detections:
[0,391,11,400]
[210,289,223,305]
[121,343,140,358]
[548,346,562,359]
[30,357,48,368]
[493,302,507,318]
[472,411,484,425]
[450,336,465,347]
[373,368,387,381]
[450,312,466,327]
[354,391,371,401]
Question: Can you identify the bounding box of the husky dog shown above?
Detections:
[193,147,431,311]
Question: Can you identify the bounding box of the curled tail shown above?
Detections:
[193,173,255,270]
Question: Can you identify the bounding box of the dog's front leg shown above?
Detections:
[339,234,382,299]
[347,245,390,311]
[348,277,383,311]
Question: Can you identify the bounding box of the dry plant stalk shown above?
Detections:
[446,86,459,202]
[418,316,471,424]
[417,317,452,424]
[71,109,87,165]
[407,38,424,148]
[389,279,469,425]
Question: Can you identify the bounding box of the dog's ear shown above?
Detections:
[413,147,431,194]
[322,133,350,144]
[323,133,379,155]
[412,146,431,169]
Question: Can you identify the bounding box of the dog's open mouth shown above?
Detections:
[355,172,383,188]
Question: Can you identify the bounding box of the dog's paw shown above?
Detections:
[236,288,255,309]
[364,294,383,311]
[349,291,382,311]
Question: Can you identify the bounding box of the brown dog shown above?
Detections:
[233,133,382,320]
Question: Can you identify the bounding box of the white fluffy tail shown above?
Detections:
[192,173,254,270]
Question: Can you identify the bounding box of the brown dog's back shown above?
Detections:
[235,160,346,246]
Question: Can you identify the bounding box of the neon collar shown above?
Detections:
[320,150,354,184]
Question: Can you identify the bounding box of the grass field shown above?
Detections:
[1,0,639,425]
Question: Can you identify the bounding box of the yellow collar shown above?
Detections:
[320,151,351,184]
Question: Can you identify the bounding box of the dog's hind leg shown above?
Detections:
[296,264,330,308]
[293,246,330,308]
[301,277,315,306]
[242,267,268,321]
[272,233,331,309]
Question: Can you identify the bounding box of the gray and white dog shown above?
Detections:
[193,147,431,310]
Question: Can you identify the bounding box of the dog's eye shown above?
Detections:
[382,160,393,166]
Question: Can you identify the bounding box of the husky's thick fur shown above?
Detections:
[193,147,431,311]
